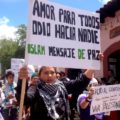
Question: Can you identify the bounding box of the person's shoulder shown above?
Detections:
[78,93,87,99]
[59,77,70,82]
[77,93,87,101]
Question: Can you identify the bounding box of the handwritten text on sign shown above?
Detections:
[26,0,100,69]
[90,85,120,115]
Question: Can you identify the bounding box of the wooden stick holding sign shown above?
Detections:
[18,66,28,120]
[18,79,26,120]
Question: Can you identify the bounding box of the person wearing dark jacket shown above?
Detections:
[16,66,95,120]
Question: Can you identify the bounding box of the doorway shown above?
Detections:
[108,50,120,82]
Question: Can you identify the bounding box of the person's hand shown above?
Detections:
[12,99,18,105]
[98,53,104,61]
[84,53,104,79]
[87,86,95,99]
[18,66,29,80]
[7,93,14,99]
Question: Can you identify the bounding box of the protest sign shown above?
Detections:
[11,58,25,83]
[11,58,35,83]
[90,84,120,115]
[25,0,100,69]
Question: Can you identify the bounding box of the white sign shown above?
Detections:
[26,0,100,69]
[11,58,25,73]
[11,58,25,83]
[11,58,35,83]
[90,85,120,115]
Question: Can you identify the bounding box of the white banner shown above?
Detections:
[11,58,35,83]
[90,84,120,115]
[26,0,100,69]
[11,58,25,83]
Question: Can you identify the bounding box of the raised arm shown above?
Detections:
[84,70,94,79]
[64,53,104,94]
[15,66,37,106]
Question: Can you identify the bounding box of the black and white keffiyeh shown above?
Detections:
[38,80,70,120]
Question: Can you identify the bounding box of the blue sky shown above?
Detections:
[0,0,111,39]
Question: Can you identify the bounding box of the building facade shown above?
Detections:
[95,0,120,83]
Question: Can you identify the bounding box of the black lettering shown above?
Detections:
[59,9,63,22]
[48,46,75,58]
[72,48,75,58]
[92,105,100,113]
[49,47,56,56]
[88,49,91,60]
[33,0,39,16]
[40,2,46,18]
[78,28,99,44]
[78,14,84,26]
[94,31,99,44]
[64,48,67,57]
[87,49,100,60]
[109,86,120,92]
[33,20,37,35]
[85,15,89,27]
[32,20,51,36]
[46,4,50,19]
[38,21,42,35]
[78,14,100,30]
[55,24,76,40]
[67,48,71,58]
[88,16,92,27]
[33,0,55,20]
[72,12,76,25]
[96,17,100,29]
[102,102,111,110]
[64,10,68,24]
[61,25,65,39]
[59,9,75,25]
[94,87,107,95]
[91,16,96,28]
[96,50,100,60]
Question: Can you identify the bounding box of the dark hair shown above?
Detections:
[56,72,60,74]
[5,71,14,78]
[60,71,65,76]
[38,66,56,76]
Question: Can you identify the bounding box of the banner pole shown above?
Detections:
[18,78,27,120]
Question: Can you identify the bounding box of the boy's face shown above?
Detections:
[31,76,39,85]
[7,75,14,84]
[39,67,57,83]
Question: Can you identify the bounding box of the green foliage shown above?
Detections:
[15,24,27,46]
[15,24,26,59]
[0,39,18,74]
[0,24,27,75]
[15,46,25,58]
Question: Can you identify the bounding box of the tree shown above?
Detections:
[0,39,18,74]
[15,24,27,58]
[0,24,27,74]
[15,24,27,46]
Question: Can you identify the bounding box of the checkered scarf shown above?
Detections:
[38,80,70,120]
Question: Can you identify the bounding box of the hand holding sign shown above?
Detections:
[18,66,29,80]
[18,66,28,120]
[87,86,95,99]
[98,53,104,61]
